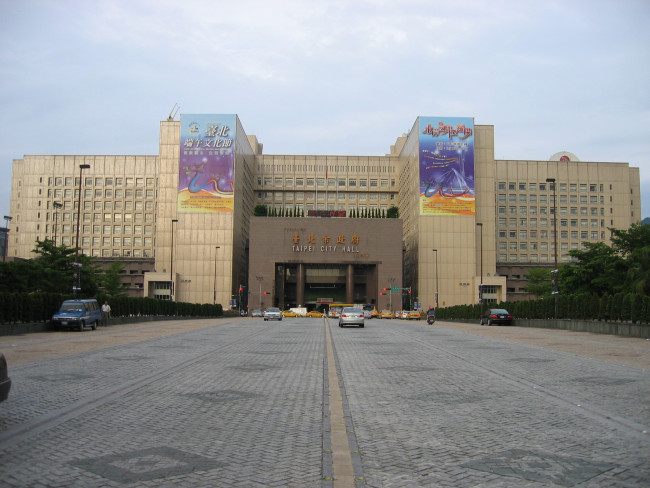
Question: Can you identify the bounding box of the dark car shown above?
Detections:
[480,308,513,326]
[51,299,102,331]
[0,352,11,403]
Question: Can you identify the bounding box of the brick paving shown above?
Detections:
[0,318,648,487]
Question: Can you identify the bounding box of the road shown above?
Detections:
[0,317,648,487]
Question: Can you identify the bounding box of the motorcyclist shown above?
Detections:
[427,307,435,324]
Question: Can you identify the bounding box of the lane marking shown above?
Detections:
[325,319,356,487]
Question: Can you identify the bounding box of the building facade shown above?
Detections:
[9,115,641,308]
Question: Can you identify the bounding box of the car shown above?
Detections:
[251,309,263,317]
[407,310,421,320]
[282,310,299,317]
[306,310,324,317]
[263,307,283,321]
[379,310,393,319]
[338,307,365,328]
[328,307,342,318]
[480,308,513,326]
[0,352,11,403]
[394,310,402,319]
[400,310,409,319]
[51,299,102,331]
[363,310,371,319]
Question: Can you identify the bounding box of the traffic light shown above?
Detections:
[383,287,388,291]
[239,287,243,292]
[380,292,385,296]
[263,291,268,295]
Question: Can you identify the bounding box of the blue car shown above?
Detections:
[51,299,102,331]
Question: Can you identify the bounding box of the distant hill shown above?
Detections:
[644,217,650,226]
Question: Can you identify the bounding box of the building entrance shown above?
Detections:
[275,263,377,310]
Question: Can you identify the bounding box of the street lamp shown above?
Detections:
[170,219,178,301]
[388,277,396,310]
[476,223,483,307]
[73,164,90,294]
[546,177,559,318]
[256,276,263,309]
[53,202,62,246]
[3,215,12,262]
[432,249,439,309]
[213,246,220,305]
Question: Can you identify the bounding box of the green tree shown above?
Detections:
[562,242,627,296]
[253,204,268,216]
[524,267,552,298]
[627,247,650,295]
[102,261,128,298]
[387,206,399,218]
[610,222,650,257]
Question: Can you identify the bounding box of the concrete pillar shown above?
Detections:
[297,263,305,306]
[346,264,354,303]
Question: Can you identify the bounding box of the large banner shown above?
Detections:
[419,116,475,215]
[178,114,236,213]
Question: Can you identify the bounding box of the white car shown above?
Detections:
[263,307,283,321]
[338,307,365,328]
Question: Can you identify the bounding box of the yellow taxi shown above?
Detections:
[305,310,324,318]
[380,310,393,319]
[282,310,300,317]
[407,310,422,320]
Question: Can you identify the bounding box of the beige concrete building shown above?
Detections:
[8,115,641,309]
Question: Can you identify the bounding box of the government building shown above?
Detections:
[8,115,642,311]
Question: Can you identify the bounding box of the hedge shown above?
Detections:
[436,293,650,325]
[0,292,223,325]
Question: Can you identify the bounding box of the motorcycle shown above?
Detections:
[427,314,435,325]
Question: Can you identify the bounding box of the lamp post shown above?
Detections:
[3,215,12,262]
[73,164,90,293]
[53,202,62,246]
[546,177,559,318]
[388,277,395,310]
[256,276,263,309]
[476,223,483,308]
[170,219,178,301]
[213,246,220,305]
[432,249,439,309]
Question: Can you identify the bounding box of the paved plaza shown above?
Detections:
[0,317,648,487]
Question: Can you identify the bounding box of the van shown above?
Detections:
[51,299,102,331]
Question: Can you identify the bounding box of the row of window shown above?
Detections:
[498,194,605,204]
[498,182,606,193]
[499,230,605,241]
[257,178,396,189]
[49,212,155,223]
[499,206,604,216]
[47,224,154,235]
[498,254,573,263]
[498,217,605,228]
[48,188,156,199]
[49,177,155,187]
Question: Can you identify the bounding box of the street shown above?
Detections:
[0,317,648,487]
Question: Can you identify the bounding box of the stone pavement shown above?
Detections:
[0,317,648,487]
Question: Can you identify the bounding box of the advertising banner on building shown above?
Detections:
[178,114,236,213]
[419,116,475,215]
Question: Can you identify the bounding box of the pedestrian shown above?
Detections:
[101,300,111,326]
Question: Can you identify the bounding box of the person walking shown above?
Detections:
[101,300,111,326]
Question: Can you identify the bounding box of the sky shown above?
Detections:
[1,0,649,220]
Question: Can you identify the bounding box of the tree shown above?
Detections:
[562,242,627,296]
[102,261,128,298]
[610,222,650,257]
[387,206,399,218]
[627,247,650,295]
[253,204,268,216]
[524,267,552,298]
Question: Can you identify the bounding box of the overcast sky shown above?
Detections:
[1,0,649,220]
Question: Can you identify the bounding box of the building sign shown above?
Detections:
[178,114,235,213]
[419,116,475,216]
[290,232,361,253]
[307,210,346,217]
